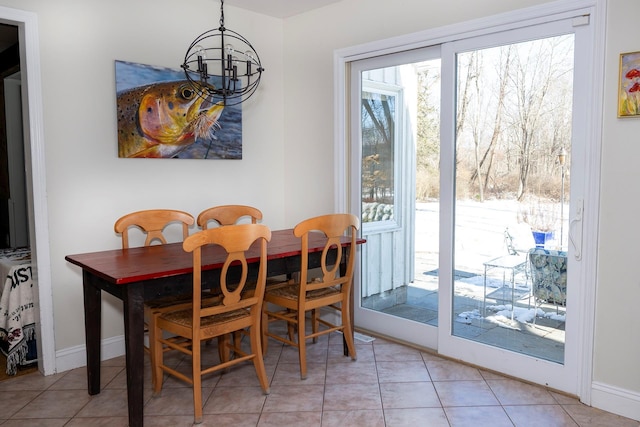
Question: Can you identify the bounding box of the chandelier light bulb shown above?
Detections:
[194,45,206,59]
[194,45,206,72]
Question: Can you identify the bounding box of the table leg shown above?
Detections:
[344,294,353,356]
[82,271,101,395]
[342,248,352,356]
[123,284,145,427]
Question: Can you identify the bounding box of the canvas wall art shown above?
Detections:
[618,51,640,118]
[115,60,242,158]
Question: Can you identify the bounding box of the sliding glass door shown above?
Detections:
[350,12,595,395]
[449,33,574,364]
[437,17,593,393]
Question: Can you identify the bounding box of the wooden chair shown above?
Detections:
[197,204,262,229]
[262,213,359,380]
[114,209,196,388]
[152,224,271,424]
[197,204,264,345]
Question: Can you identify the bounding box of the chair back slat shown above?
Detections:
[197,205,262,230]
[114,209,194,249]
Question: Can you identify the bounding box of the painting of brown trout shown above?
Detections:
[115,60,242,159]
[117,81,224,158]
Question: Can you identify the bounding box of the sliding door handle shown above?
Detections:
[569,198,583,261]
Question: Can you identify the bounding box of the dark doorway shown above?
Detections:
[0,24,21,249]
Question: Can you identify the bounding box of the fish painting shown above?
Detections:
[117,80,224,158]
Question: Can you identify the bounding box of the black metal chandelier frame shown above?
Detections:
[181,0,264,106]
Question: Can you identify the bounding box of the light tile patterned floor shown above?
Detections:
[0,333,637,426]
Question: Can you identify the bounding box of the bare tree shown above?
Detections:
[456,52,477,146]
[505,37,573,200]
[468,46,513,200]
[450,34,574,202]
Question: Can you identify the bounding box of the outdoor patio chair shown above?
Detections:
[528,247,567,322]
[504,222,537,287]
[505,222,536,256]
[481,224,535,317]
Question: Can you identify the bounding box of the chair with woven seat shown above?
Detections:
[197,204,262,229]
[152,223,272,424]
[197,204,264,346]
[262,213,359,380]
[114,209,196,388]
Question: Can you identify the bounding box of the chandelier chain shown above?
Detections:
[220,0,225,28]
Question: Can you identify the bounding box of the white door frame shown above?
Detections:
[1,7,56,375]
[334,0,604,403]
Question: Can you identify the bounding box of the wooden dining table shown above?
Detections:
[65,228,364,427]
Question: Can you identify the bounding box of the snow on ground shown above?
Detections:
[414,199,568,326]
[458,305,565,324]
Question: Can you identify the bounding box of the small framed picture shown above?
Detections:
[618,51,640,118]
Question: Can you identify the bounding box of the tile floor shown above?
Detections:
[0,332,637,427]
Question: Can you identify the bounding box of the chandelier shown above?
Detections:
[181,0,264,106]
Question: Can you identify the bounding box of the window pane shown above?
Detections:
[362,91,395,223]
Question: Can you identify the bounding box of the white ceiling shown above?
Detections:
[226,0,343,18]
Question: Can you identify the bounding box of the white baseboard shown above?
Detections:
[591,381,640,421]
[55,335,125,374]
